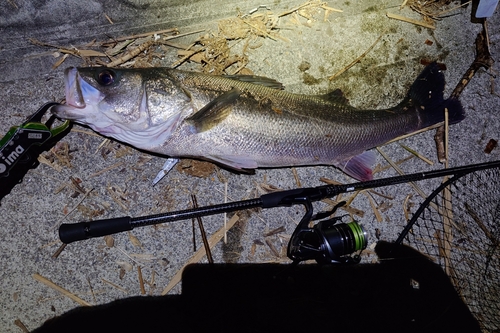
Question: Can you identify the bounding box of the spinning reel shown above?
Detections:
[287,201,367,264]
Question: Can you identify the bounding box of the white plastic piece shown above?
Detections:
[476,0,499,18]
[152,158,179,185]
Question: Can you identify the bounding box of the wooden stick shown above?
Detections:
[441,182,454,276]
[364,192,383,222]
[163,29,205,41]
[13,319,29,333]
[51,243,67,259]
[444,108,449,168]
[328,32,385,80]
[263,226,286,237]
[89,161,125,178]
[384,122,444,145]
[224,182,228,244]
[52,53,69,70]
[191,194,214,264]
[320,4,343,13]
[344,190,360,208]
[434,125,446,163]
[101,278,128,293]
[399,144,434,165]
[87,277,97,303]
[386,12,435,29]
[171,48,204,68]
[403,194,412,221]
[106,40,155,67]
[137,266,146,295]
[321,198,364,217]
[442,106,452,241]
[191,212,197,252]
[29,38,108,57]
[71,128,104,138]
[464,202,498,245]
[440,107,454,277]
[372,155,414,174]
[161,214,239,295]
[37,154,63,172]
[104,13,114,24]
[53,188,94,228]
[369,189,394,200]
[292,168,302,188]
[242,19,276,41]
[102,28,178,43]
[376,147,437,210]
[278,2,311,17]
[7,0,18,9]
[33,273,91,306]
[436,1,472,16]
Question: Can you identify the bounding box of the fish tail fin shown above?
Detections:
[406,62,465,127]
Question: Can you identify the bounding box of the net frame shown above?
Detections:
[396,166,500,332]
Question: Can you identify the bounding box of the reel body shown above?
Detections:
[288,201,367,264]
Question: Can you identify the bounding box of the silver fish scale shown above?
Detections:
[155,69,421,168]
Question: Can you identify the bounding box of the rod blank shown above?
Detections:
[58,160,500,244]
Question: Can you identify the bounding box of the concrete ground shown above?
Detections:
[1,0,499,331]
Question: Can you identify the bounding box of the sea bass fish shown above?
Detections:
[52,63,464,180]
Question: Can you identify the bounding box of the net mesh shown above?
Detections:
[400,166,500,332]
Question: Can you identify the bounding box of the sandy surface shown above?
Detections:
[1,0,499,331]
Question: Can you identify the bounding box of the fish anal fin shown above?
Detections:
[187,88,241,132]
[335,151,376,181]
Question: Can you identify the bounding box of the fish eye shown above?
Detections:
[97,69,116,86]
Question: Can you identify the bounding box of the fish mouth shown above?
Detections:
[52,67,104,120]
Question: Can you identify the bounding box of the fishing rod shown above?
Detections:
[59,160,500,263]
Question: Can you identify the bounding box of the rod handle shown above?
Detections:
[59,216,132,243]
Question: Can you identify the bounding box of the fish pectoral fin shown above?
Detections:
[186,88,241,132]
[334,151,376,181]
[224,75,284,90]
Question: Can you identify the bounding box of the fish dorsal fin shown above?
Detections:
[186,88,241,132]
[322,89,350,104]
[224,75,284,90]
